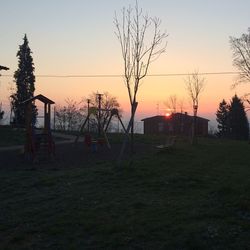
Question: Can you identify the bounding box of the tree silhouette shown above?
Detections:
[164,95,178,114]
[0,103,4,121]
[55,99,84,131]
[185,71,205,145]
[114,1,167,154]
[11,34,37,126]
[230,28,250,85]
[228,95,249,140]
[216,99,230,138]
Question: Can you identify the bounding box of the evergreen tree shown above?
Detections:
[216,99,230,137]
[11,34,37,126]
[0,102,4,121]
[228,95,249,140]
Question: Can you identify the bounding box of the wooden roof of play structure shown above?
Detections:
[0,65,9,71]
[22,94,55,105]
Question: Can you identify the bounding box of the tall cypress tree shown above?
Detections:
[11,34,37,126]
[0,102,4,121]
[228,95,249,140]
[216,99,230,138]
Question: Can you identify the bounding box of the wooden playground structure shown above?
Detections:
[22,94,55,161]
[20,92,137,163]
[75,94,127,152]
[0,65,9,71]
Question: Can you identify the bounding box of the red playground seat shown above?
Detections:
[84,134,92,147]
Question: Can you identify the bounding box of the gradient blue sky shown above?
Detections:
[1,0,250,128]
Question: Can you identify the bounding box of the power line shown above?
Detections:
[0,71,242,78]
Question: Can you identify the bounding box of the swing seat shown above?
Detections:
[84,134,92,147]
[91,140,98,152]
[98,138,105,146]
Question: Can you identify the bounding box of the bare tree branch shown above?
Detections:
[230,28,250,86]
[114,1,168,155]
[114,1,168,105]
[164,95,178,114]
[185,71,205,109]
[185,71,205,145]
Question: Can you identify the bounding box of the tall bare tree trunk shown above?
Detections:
[130,102,136,154]
[185,71,205,145]
[191,108,197,145]
[114,2,167,165]
[117,102,138,166]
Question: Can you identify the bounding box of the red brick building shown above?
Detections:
[141,113,209,136]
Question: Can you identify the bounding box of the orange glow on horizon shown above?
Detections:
[165,112,171,118]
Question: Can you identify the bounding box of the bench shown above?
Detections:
[156,136,176,150]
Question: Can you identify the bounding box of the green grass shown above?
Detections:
[0,126,25,146]
[1,137,250,249]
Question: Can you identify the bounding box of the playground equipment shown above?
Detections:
[75,94,127,151]
[0,65,9,71]
[0,65,9,78]
[22,94,55,161]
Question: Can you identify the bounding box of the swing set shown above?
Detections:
[74,94,127,151]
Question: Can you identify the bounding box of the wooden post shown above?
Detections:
[87,99,90,133]
[48,103,51,131]
[97,94,102,137]
[53,106,56,130]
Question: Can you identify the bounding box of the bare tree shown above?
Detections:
[164,95,186,115]
[178,98,186,114]
[55,99,83,131]
[164,95,177,114]
[241,93,250,112]
[230,28,250,85]
[114,1,168,153]
[185,71,205,145]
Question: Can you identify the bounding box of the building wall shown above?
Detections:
[143,116,167,134]
[143,114,208,136]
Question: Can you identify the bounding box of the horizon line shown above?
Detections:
[0,71,241,78]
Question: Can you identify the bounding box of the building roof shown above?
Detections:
[141,113,209,122]
[22,94,55,105]
[141,115,167,121]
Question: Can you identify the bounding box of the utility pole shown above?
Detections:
[87,99,90,133]
[96,93,102,137]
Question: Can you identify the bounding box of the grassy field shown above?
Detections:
[0,126,25,146]
[1,135,250,249]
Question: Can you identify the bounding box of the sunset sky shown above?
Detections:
[1,0,250,129]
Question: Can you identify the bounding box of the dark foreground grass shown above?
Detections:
[0,126,25,146]
[1,138,250,249]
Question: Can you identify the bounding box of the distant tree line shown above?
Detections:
[55,99,83,131]
[216,95,249,140]
[55,92,121,132]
